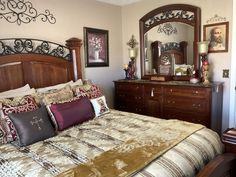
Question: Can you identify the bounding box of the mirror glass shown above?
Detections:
[139,4,201,80]
[144,22,194,75]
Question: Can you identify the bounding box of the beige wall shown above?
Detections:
[121,0,233,131]
[0,0,123,107]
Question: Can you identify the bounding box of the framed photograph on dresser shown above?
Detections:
[84,27,109,67]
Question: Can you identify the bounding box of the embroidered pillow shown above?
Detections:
[48,97,94,131]
[8,106,56,147]
[41,85,74,105]
[0,95,39,144]
[70,79,83,87]
[36,81,73,93]
[90,95,110,117]
[75,84,103,99]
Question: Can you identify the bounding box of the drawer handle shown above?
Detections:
[167,100,175,104]
[169,89,173,92]
[193,90,199,94]
[192,103,201,107]
[151,88,154,97]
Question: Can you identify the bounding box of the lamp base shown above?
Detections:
[128,58,136,80]
[201,57,210,84]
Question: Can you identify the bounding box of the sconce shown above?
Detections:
[197,41,210,84]
[124,35,138,80]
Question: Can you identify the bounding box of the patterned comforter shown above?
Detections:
[0,110,224,177]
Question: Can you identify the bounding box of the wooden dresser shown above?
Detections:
[114,80,223,134]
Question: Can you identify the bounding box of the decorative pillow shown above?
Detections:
[41,85,74,105]
[0,95,39,144]
[46,96,82,130]
[36,81,73,93]
[90,95,110,117]
[8,106,56,147]
[0,84,30,98]
[0,88,36,99]
[48,97,94,131]
[75,84,103,99]
[70,79,83,87]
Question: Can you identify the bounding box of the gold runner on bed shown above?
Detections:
[57,112,204,177]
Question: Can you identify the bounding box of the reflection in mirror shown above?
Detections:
[144,22,194,76]
[139,4,201,80]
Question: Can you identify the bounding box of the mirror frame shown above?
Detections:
[139,4,201,80]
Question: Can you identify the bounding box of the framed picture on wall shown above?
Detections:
[84,27,109,67]
[203,22,229,53]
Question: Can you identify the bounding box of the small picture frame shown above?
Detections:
[203,22,229,53]
[84,27,109,67]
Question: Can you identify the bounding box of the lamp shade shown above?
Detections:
[128,48,136,58]
[197,41,209,54]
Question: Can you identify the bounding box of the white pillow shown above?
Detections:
[36,81,73,93]
[0,88,36,99]
[0,84,31,98]
[90,95,110,117]
[70,79,83,87]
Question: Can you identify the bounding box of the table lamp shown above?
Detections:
[197,41,210,84]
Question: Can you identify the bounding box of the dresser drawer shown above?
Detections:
[116,103,144,114]
[164,96,209,112]
[115,83,143,93]
[163,108,210,127]
[144,85,163,100]
[164,87,210,98]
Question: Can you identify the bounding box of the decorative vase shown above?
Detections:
[94,50,99,60]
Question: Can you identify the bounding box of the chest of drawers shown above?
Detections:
[114,80,223,134]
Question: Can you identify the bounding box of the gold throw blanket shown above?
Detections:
[57,111,204,177]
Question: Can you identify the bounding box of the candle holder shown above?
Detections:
[197,41,210,84]
[128,58,136,80]
[123,64,129,79]
[126,35,138,80]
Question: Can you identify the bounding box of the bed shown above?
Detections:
[0,37,235,177]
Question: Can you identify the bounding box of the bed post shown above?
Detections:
[66,38,83,81]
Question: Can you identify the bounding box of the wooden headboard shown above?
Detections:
[0,38,82,92]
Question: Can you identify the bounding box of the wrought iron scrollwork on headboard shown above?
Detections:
[0,38,71,60]
[0,0,56,25]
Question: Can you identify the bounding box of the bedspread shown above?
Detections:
[0,110,223,177]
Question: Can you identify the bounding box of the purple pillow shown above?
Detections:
[49,97,94,131]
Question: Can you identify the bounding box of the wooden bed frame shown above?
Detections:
[0,37,235,177]
[0,37,82,92]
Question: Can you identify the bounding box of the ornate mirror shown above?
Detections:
[139,4,201,80]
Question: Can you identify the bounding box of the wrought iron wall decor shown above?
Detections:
[206,14,226,24]
[0,38,70,60]
[157,23,177,36]
[0,0,56,25]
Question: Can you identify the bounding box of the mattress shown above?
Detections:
[0,110,223,177]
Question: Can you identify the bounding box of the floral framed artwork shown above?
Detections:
[84,27,109,67]
[203,22,229,53]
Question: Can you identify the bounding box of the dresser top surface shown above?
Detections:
[114,79,224,88]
